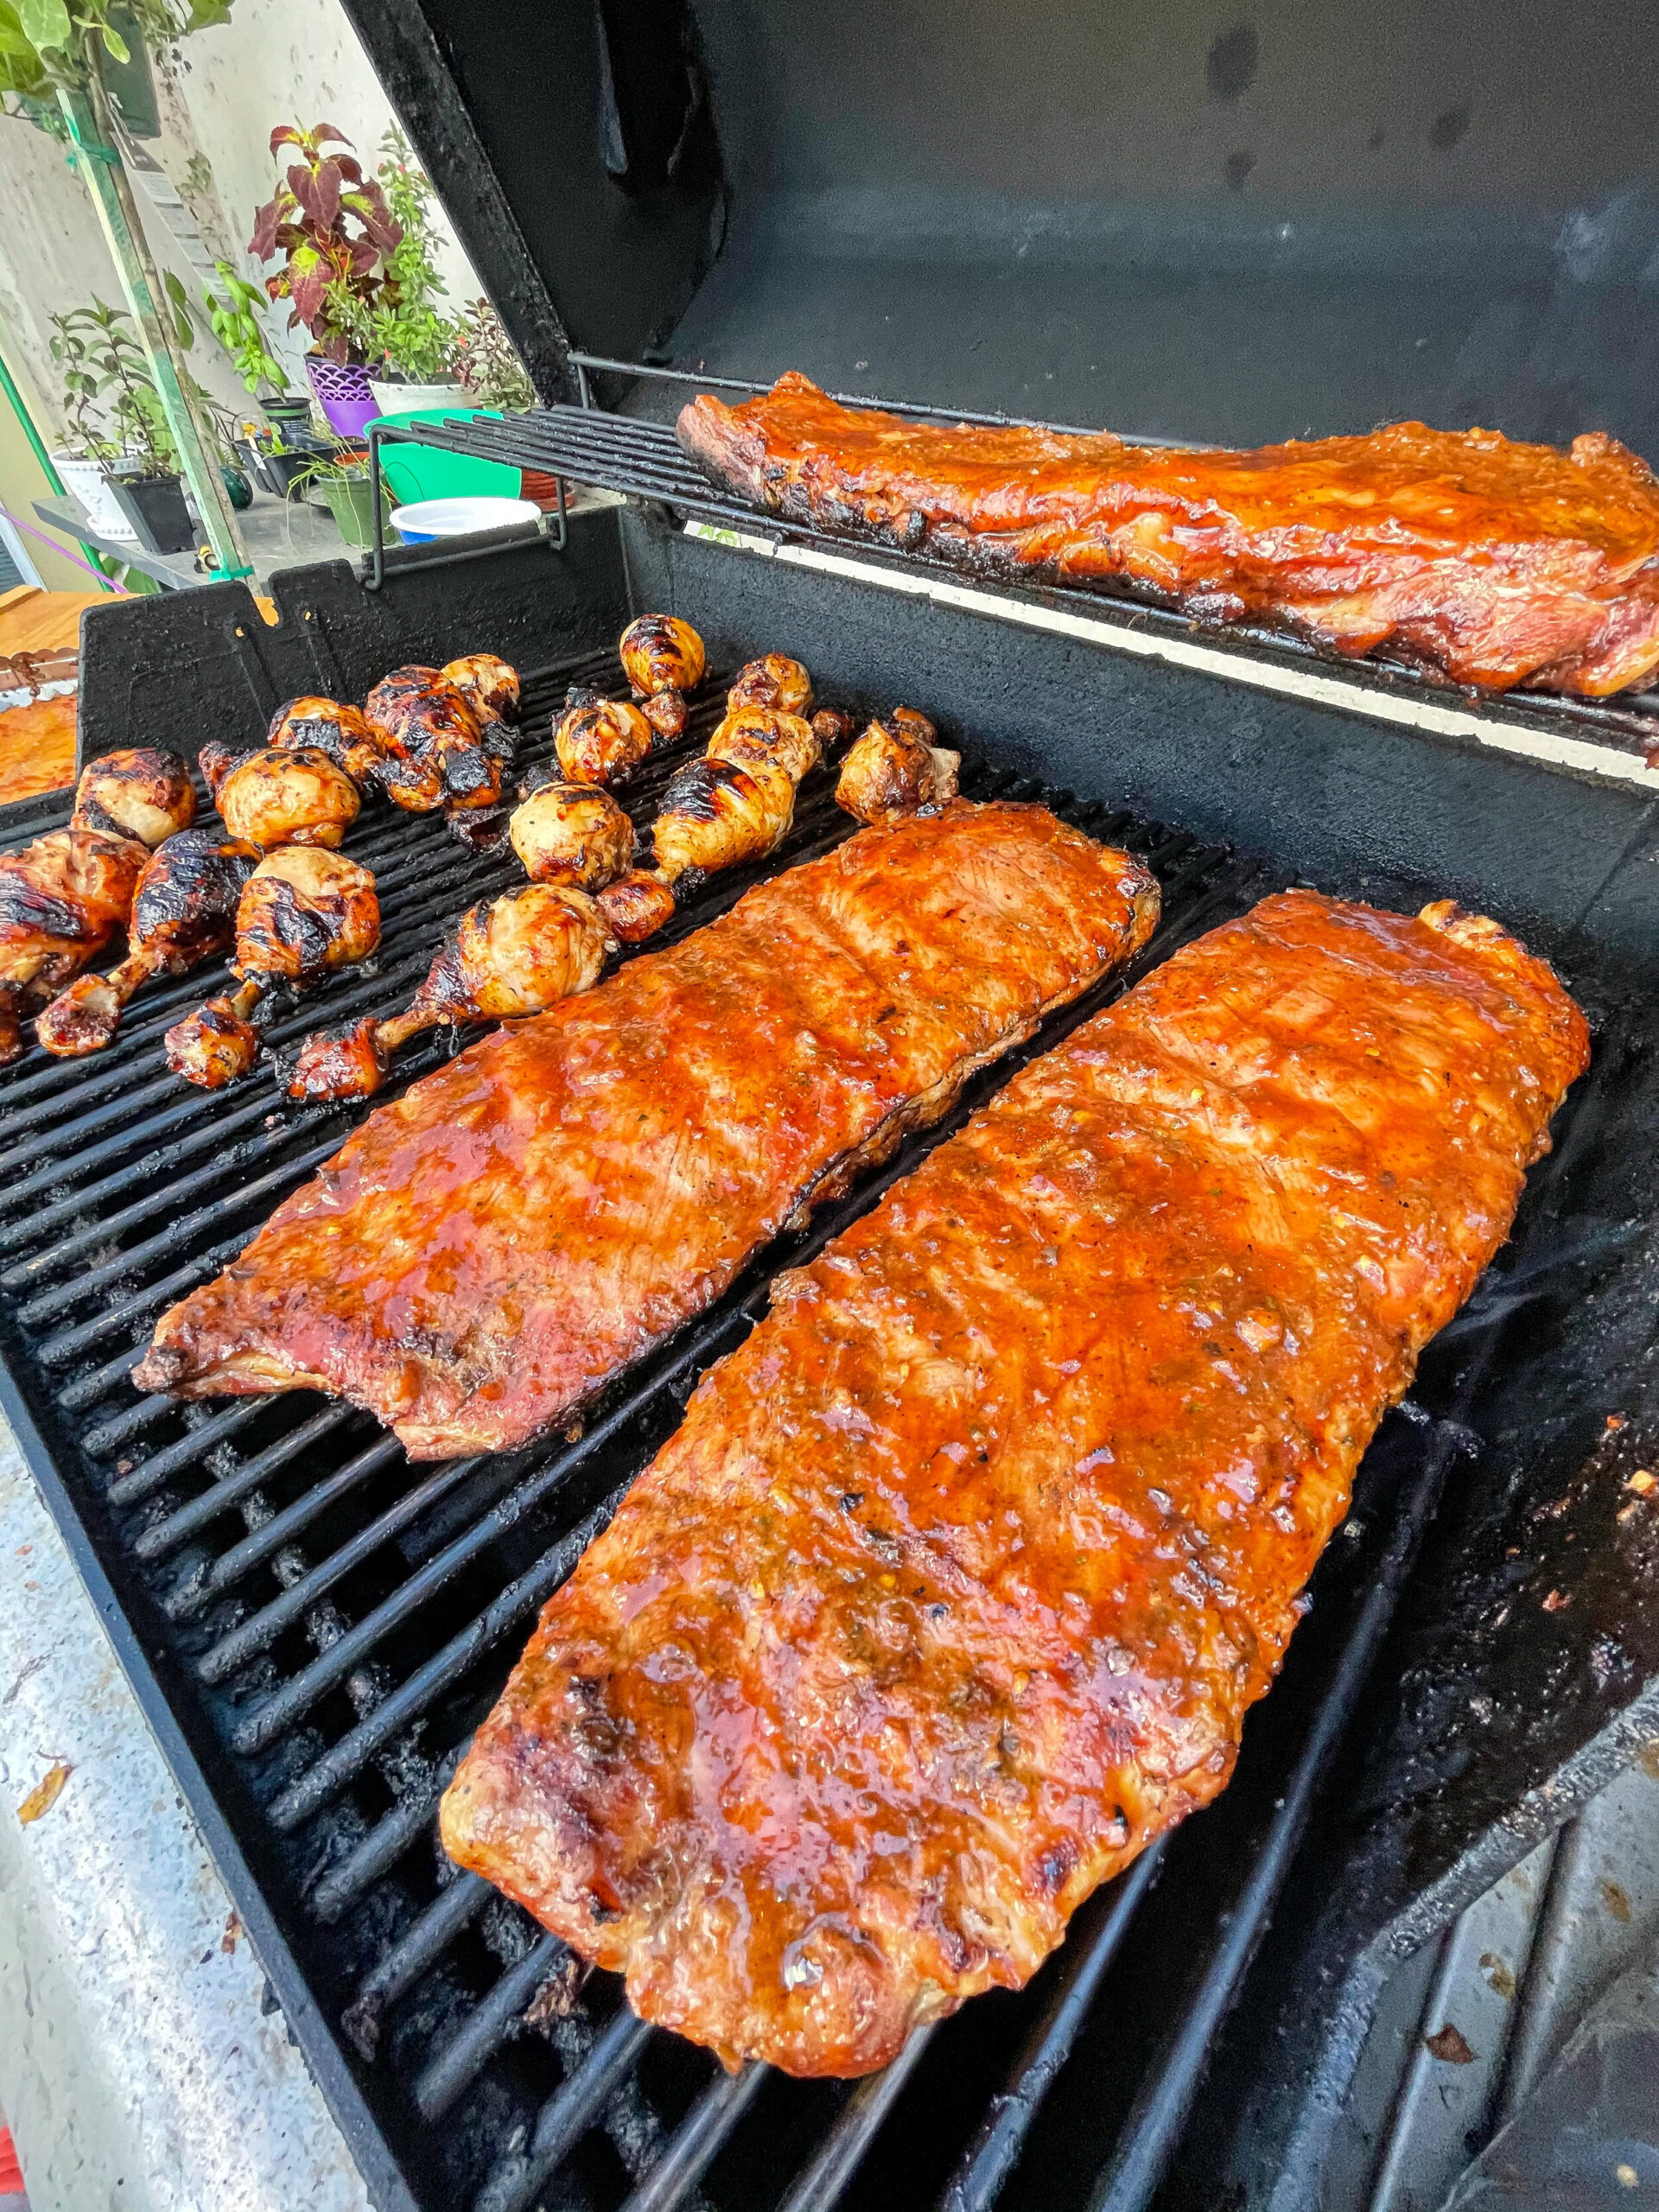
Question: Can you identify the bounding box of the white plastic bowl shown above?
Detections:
[389,496,541,543]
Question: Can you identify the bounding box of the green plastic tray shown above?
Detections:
[371,408,523,505]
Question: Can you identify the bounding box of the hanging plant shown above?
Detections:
[249,121,402,367]
[1,0,232,102]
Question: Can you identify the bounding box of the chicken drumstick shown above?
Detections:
[165,848,379,1089]
[35,828,258,1057]
[620,613,706,741]
[289,884,611,1101]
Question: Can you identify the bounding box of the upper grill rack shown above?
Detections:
[0,646,1622,2212]
[359,359,1659,764]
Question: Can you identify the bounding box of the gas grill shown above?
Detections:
[8,3,1659,2207]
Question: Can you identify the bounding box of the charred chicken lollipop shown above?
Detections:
[266,696,392,788]
[165,848,379,1089]
[290,884,610,1101]
[365,664,507,829]
[836,706,961,823]
[619,613,706,741]
[0,749,196,1063]
[35,828,257,1057]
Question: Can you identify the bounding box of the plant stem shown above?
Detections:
[60,61,252,580]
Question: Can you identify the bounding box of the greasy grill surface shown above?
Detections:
[382,404,1659,759]
[0,644,1624,2212]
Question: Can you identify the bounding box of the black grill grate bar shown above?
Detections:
[474,2006,656,2212]
[934,1844,1166,2212]
[81,1389,207,1463]
[774,2024,939,2212]
[54,1340,143,1411]
[620,2062,772,2212]
[349,1870,491,2024]
[231,1313,750,1769]
[195,1443,477,1669]
[310,1738,468,1923]
[0,1088,287,1240]
[413,1929,569,2121]
[35,1230,253,1368]
[15,1135,343,1327]
[128,1400,357,1532]
[103,1397,270,1498]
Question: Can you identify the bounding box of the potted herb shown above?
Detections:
[202,260,310,435]
[363,129,465,414]
[49,299,194,553]
[250,122,402,438]
[295,444,385,549]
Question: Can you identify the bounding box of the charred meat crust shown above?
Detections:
[677,374,1659,697]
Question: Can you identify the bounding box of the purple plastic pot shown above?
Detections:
[304,354,379,439]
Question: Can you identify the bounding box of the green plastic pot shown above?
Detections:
[371,407,525,508]
[321,471,381,549]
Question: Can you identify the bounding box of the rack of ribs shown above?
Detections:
[677,372,1659,697]
[137,800,1159,1457]
[440,889,1589,2077]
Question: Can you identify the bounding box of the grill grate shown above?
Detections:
[0,641,1624,2212]
[365,385,1659,765]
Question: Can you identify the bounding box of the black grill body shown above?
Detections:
[6,496,1659,2212]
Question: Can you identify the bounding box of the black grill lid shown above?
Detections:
[347,0,1659,447]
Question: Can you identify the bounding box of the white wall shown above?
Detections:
[0,0,486,445]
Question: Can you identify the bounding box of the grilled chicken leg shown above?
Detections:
[554,686,655,788]
[289,884,611,1101]
[204,745,363,850]
[836,707,961,822]
[509,775,636,887]
[165,847,379,1089]
[0,829,148,1064]
[35,828,257,1056]
[620,613,706,741]
[727,653,812,715]
[71,747,196,848]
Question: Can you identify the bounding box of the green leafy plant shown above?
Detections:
[249,121,401,366]
[202,259,296,397]
[50,296,176,472]
[359,125,459,384]
[451,296,536,411]
[1,0,232,100]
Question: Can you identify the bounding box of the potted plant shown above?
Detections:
[451,296,537,413]
[202,260,310,435]
[362,129,466,414]
[49,299,194,553]
[249,122,402,438]
[48,303,136,542]
[295,444,385,549]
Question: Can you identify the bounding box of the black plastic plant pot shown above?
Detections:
[259,393,313,430]
[107,471,195,555]
[261,451,315,501]
[232,437,277,498]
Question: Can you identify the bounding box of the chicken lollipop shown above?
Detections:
[36,828,257,1057]
[365,665,503,821]
[165,848,379,1089]
[289,884,610,1102]
[0,830,147,1065]
[619,613,705,741]
[553,687,655,788]
[71,747,196,849]
[706,702,822,785]
[207,746,362,850]
[443,653,520,724]
[836,708,961,823]
[651,753,798,886]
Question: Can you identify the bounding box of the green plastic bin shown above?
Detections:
[370,408,524,507]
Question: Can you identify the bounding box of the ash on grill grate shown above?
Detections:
[0,635,1635,2212]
